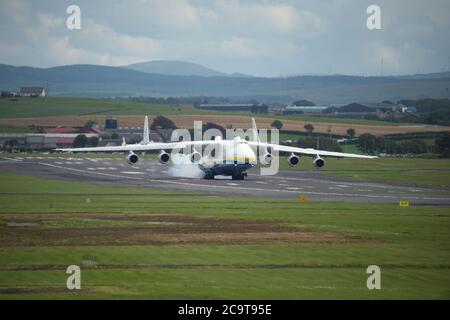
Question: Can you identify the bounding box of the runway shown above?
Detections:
[1,156,450,204]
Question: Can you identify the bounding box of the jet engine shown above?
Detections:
[126,152,139,165]
[158,150,170,164]
[261,152,273,165]
[313,156,325,168]
[190,151,202,163]
[287,154,300,166]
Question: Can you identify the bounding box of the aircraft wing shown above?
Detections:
[248,141,377,159]
[55,140,219,153]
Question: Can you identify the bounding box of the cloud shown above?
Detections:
[213,0,324,36]
[70,19,162,65]
[36,12,64,29]
[0,0,449,76]
[220,37,257,57]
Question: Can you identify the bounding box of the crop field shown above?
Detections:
[0,171,449,299]
[1,97,449,136]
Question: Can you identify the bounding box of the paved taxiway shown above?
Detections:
[1,156,450,204]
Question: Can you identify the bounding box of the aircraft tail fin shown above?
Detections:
[141,116,150,144]
[251,117,260,143]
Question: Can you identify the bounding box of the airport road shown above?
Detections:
[1,156,450,204]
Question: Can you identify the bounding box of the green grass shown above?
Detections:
[0,171,449,299]
[276,156,450,188]
[0,125,37,133]
[0,97,222,118]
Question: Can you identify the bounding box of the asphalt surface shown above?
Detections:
[1,156,450,204]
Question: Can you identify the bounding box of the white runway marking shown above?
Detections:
[55,162,64,165]
[287,187,301,190]
[87,168,96,170]
[255,181,268,184]
[1,157,22,162]
[226,183,240,186]
[120,171,145,175]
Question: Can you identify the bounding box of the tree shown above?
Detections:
[73,134,88,148]
[304,124,314,134]
[84,120,97,128]
[271,120,283,130]
[293,99,315,106]
[150,116,177,130]
[357,133,382,154]
[346,128,356,139]
[88,136,99,147]
[4,139,18,152]
[203,122,226,137]
[435,133,450,157]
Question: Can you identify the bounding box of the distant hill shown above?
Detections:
[1,63,450,104]
[124,60,228,77]
[395,71,450,80]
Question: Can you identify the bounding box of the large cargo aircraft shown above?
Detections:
[57,117,376,180]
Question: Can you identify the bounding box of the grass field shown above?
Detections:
[0,125,36,133]
[2,97,450,137]
[0,171,449,299]
[0,97,221,118]
[0,98,388,126]
[276,156,450,188]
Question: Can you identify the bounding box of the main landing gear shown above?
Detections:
[232,171,247,180]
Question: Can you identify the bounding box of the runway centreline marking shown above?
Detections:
[147,179,450,201]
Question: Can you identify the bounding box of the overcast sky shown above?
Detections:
[0,0,449,77]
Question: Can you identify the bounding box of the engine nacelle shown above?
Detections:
[261,152,273,165]
[158,150,170,164]
[313,156,325,168]
[287,154,300,166]
[190,151,202,163]
[126,152,139,165]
